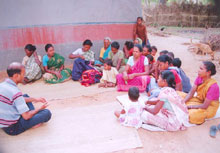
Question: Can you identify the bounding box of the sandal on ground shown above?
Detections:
[210,125,218,138]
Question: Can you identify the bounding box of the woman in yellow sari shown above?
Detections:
[183,61,219,124]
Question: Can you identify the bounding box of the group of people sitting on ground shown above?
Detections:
[0,16,219,136]
[115,58,219,132]
[0,16,149,135]
[20,16,150,86]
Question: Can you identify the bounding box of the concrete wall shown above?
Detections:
[0,0,141,70]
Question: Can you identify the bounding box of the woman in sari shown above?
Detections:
[182,61,219,124]
[42,44,71,84]
[141,70,189,131]
[116,44,150,92]
[94,37,111,66]
[22,44,42,83]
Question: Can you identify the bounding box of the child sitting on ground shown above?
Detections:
[123,41,134,64]
[146,77,160,100]
[114,87,145,129]
[151,46,157,63]
[159,50,169,56]
[146,54,155,76]
[172,58,192,93]
[98,59,118,88]
[142,45,152,56]
[167,51,174,60]
[123,41,134,59]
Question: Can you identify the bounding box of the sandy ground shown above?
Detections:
[0,31,220,153]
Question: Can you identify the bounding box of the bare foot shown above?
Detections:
[107,83,116,87]
[98,83,105,88]
[114,111,121,118]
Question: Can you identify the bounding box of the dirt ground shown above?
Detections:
[0,29,220,153]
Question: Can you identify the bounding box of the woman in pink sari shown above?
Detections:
[117,44,150,92]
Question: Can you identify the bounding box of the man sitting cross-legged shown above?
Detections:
[0,62,51,135]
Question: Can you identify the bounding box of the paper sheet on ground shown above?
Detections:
[116,93,149,108]
[0,102,142,153]
[117,94,220,131]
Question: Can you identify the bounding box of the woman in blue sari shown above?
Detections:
[95,37,111,66]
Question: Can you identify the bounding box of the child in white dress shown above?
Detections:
[98,59,118,88]
[114,87,145,129]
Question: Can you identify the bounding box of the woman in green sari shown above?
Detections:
[42,44,71,84]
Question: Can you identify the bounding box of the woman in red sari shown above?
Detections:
[117,44,150,92]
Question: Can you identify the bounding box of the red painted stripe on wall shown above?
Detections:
[0,24,134,50]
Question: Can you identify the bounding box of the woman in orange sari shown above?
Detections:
[116,44,150,92]
[183,61,219,124]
